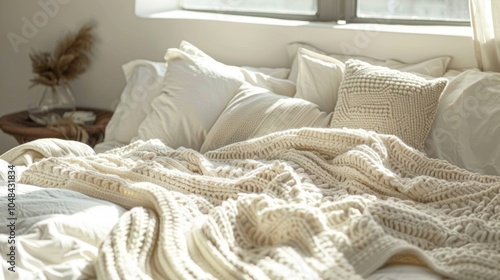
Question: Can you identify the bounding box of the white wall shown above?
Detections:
[0,0,476,154]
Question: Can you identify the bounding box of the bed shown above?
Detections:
[1,41,500,280]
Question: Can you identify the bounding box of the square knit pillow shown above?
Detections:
[330,59,448,150]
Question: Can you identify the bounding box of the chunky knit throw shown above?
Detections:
[20,128,500,280]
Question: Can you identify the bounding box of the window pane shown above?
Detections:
[180,0,318,16]
[357,0,470,22]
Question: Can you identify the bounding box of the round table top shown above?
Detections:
[0,108,112,140]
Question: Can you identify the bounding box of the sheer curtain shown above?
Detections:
[469,0,500,72]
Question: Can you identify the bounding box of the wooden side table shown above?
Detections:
[0,108,112,147]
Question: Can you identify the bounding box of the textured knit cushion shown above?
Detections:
[294,48,345,113]
[200,84,332,153]
[330,59,448,150]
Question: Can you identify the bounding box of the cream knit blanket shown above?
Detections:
[19,128,500,280]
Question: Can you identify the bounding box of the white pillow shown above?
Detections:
[104,60,166,145]
[424,69,500,176]
[201,84,332,153]
[137,48,296,151]
[287,43,326,82]
[180,40,290,79]
[179,40,214,59]
[330,54,451,79]
[240,66,290,80]
[179,41,296,96]
[287,42,451,82]
[294,48,345,113]
[103,42,290,147]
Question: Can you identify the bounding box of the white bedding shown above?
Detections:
[2,41,499,279]
[0,183,126,279]
[3,129,499,279]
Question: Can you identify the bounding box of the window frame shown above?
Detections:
[344,1,470,26]
[178,0,471,25]
[179,0,341,21]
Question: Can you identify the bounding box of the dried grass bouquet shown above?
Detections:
[29,23,95,87]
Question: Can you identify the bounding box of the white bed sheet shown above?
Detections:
[0,183,126,280]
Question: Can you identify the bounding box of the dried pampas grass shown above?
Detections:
[30,23,95,87]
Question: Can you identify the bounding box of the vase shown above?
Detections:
[28,83,76,126]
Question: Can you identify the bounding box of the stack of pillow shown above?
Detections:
[100,41,500,176]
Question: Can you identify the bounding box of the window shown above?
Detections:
[351,0,470,24]
[181,0,317,15]
[178,0,470,24]
[179,0,338,21]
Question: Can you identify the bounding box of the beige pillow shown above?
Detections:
[294,48,345,113]
[201,84,332,153]
[330,59,448,150]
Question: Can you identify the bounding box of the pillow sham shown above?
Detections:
[330,54,451,79]
[287,42,451,82]
[240,66,290,80]
[102,42,291,149]
[180,40,290,79]
[330,59,448,150]
[103,60,166,145]
[424,69,500,175]
[179,40,296,97]
[294,48,345,113]
[136,48,296,151]
[287,43,326,82]
[201,84,332,153]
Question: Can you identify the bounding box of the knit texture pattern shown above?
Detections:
[330,59,448,150]
[20,128,500,280]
